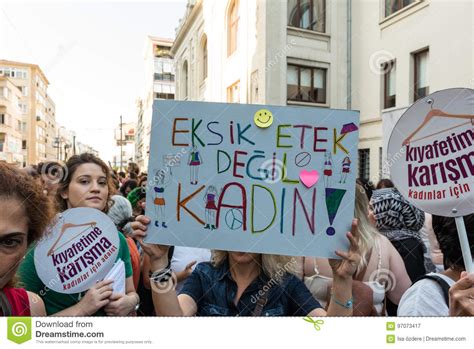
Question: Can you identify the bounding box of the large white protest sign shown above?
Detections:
[388,88,474,217]
[388,88,474,272]
[145,101,359,257]
[34,207,120,294]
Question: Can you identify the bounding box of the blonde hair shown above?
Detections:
[354,182,380,274]
[212,251,298,280]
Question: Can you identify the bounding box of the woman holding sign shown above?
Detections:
[18,153,140,316]
[302,183,412,316]
[0,163,53,316]
[131,215,361,316]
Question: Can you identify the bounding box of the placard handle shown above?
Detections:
[454,215,473,273]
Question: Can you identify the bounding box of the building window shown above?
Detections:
[155,92,175,100]
[0,133,5,152]
[413,49,429,101]
[154,61,175,81]
[227,0,239,56]
[19,103,28,113]
[201,35,208,81]
[227,81,240,103]
[382,60,396,109]
[358,149,370,180]
[182,60,188,100]
[288,0,325,32]
[17,86,28,96]
[385,0,415,17]
[1,87,10,99]
[22,140,27,150]
[287,64,327,104]
[0,113,10,126]
[154,73,175,81]
[0,67,27,79]
[154,45,171,58]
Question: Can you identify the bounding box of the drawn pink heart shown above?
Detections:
[299,170,319,188]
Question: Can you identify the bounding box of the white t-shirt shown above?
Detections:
[397,273,455,316]
[171,246,211,292]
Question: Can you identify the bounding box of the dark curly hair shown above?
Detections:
[37,161,62,178]
[119,179,137,197]
[0,162,54,246]
[56,153,114,213]
[432,214,474,271]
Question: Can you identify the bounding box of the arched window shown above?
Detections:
[182,60,188,99]
[288,0,325,33]
[227,0,239,56]
[201,35,208,80]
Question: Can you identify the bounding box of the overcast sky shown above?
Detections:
[0,0,186,162]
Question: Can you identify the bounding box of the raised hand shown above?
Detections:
[329,219,361,279]
[131,215,170,269]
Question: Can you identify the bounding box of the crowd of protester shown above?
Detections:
[0,154,473,317]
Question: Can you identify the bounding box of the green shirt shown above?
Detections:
[18,232,133,316]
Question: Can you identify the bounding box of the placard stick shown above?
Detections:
[454,215,473,273]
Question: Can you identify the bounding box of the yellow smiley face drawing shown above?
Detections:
[254,109,274,128]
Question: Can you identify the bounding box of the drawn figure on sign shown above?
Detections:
[153,170,170,228]
[203,185,219,230]
[188,145,202,185]
[339,156,351,184]
[323,151,333,187]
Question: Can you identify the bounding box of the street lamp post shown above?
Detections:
[64,143,70,160]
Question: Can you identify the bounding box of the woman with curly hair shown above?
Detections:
[18,153,140,316]
[0,163,54,316]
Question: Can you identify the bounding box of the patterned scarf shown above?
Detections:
[371,188,425,243]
